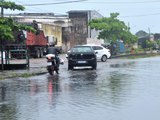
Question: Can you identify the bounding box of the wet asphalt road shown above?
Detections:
[0,56,160,120]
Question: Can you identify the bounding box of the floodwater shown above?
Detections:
[0,57,160,120]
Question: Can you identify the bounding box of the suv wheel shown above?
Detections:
[101,55,107,62]
[68,63,73,70]
[92,64,97,70]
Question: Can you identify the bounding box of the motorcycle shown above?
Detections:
[46,54,64,75]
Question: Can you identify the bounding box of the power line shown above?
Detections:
[85,0,160,4]
[119,12,160,18]
[10,0,160,18]
[13,0,54,13]
[17,0,160,7]
[22,0,88,6]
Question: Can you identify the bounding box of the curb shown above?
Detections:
[1,52,159,80]
[111,52,160,58]
[0,68,48,80]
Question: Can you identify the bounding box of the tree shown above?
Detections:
[135,30,148,38]
[89,13,138,44]
[0,1,35,70]
[0,18,35,41]
[146,40,156,51]
[0,1,36,40]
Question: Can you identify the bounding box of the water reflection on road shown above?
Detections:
[0,57,160,120]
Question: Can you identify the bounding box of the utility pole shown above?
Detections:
[0,0,4,17]
[127,22,130,32]
[148,27,151,40]
[0,0,4,70]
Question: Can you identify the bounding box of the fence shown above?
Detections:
[0,45,29,70]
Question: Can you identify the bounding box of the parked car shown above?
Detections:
[83,44,111,62]
[67,45,97,70]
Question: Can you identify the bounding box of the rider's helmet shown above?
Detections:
[48,42,55,47]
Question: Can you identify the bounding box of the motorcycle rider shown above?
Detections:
[46,42,61,70]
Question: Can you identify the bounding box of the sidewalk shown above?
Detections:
[0,58,47,80]
[1,52,159,80]
[0,54,67,80]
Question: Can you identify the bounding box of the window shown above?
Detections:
[92,46,103,50]
[72,46,92,53]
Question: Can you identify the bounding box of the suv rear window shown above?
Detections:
[72,46,92,53]
[92,46,103,50]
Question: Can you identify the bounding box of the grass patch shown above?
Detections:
[10,73,34,78]
[0,77,5,80]
[127,53,160,59]
[0,70,47,80]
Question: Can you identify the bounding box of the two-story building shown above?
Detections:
[62,10,103,51]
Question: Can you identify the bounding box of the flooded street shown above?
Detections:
[0,56,160,120]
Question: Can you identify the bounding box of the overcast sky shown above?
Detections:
[5,0,160,34]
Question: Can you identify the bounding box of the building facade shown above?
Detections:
[5,11,103,52]
[63,10,103,50]
[6,13,68,48]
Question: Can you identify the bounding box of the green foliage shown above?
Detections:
[156,40,160,46]
[0,1,35,42]
[135,30,148,38]
[0,1,25,11]
[0,17,35,41]
[0,18,13,40]
[89,13,138,44]
[146,40,156,50]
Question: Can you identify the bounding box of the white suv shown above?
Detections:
[83,44,111,62]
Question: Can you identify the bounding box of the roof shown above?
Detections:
[68,10,103,17]
[68,10,93,13]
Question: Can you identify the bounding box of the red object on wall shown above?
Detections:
[26,31,48,46]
